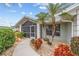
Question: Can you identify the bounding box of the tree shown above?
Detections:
[36,12,48,39]
[47,3,74,41]
[47,3,60,41]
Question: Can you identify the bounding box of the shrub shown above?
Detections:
[33,38,42,49]
[0,27,15,53]
[50,43,74,56]
[44,38,52,45]
[22,32,26,37]
[15,32,25,38]
[44,38,49,41]
[47,41,52,45]
[70,37,79,55]
[31,39,35,44]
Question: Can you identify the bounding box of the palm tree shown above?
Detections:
[47,3,74,41]
[47,3,60,41]
[36,12,48,39]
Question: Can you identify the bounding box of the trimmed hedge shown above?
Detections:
[0,27,15,53]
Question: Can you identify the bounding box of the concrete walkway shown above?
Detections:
[13,39,39,56]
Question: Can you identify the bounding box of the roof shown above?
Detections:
[56,4,79,16]
[60,3,74,10]
[15,16,36,27]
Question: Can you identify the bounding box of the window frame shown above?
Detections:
[46,24,61,36]
[55,24,61,36]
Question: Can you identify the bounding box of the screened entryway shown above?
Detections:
[21,20,37,39]
[22,25,37,38]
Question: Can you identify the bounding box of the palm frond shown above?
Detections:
[36,12,48,24]
[60,12,74,21]
[47,3,60,16]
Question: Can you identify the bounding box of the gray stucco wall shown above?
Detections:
[60,22,72,43]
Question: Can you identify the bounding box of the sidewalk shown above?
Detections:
[13,39,39,56]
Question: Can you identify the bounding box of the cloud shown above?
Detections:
[33,3,47,10]
[41,3,48,6]
[0,18,9,26]
[0,17,2,19]
[21,11,26,15]
[18,3,22,8]
[33,3,41,7]
[33,3,48,7]
[39,6,47,10]
[29,12,33,15]
[5,3,11,7]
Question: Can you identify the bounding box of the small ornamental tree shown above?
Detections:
[71,37,79,55]
[33,38,42,49]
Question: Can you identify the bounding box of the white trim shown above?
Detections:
[30,25,36,39]
[30,25,31,38]
[37,24,41,38]
[71,22,73,37]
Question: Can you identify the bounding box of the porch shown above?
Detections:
[40,21,72,44]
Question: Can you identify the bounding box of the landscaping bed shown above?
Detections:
[30,38,78,56]
[31,40,52,56]
[30,38,67,56]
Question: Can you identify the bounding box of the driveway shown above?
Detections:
[13,38,39,56]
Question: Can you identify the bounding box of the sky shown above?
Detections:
[0,3,48,26]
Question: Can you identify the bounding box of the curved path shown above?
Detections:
[13,38,39,56]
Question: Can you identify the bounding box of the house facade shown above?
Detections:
[15,4,79,43]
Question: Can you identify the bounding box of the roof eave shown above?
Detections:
[15,16,33,28]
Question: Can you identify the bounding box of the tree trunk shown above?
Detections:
[42,26,44,39]
[52,17,56,41]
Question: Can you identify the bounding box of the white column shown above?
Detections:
[71,22,73,37]
[76,14,79,36]
[75,9,79,36]
[37,24,40,38]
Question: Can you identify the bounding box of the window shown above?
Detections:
[46,25,52,35]
[46,24,60,36]
[55,24,60,36]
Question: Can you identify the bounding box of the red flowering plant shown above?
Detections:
[33,38,43,49]
[50,43,75,56]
